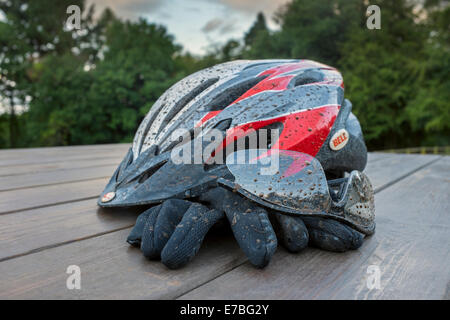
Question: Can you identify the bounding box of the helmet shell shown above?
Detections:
[99,59,367,208]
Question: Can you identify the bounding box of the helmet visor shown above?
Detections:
[223,149,331,214]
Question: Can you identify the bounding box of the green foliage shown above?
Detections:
[339,0,450,148]
[26,53,92,145]
[339,0,428,148]
[243,0,449,149]
[0,0,93,147]
[244,12,269,48]
[404,0,450,146]
[25,17,180,146]
[0,0,448,150]
[0,113,11,147]
[249,0,367,65]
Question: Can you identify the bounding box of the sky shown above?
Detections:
[86,0,290,55]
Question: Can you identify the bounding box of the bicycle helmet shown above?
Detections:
[98,59,371,232]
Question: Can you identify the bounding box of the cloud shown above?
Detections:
[219,22,237,35]
[87,0,165,20]
[83,0,290,54]
[201,18,224,33]
[216,0,290,20]
[201,17,237,35]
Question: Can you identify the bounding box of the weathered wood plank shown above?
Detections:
[0,200,140,261]
[0,229,246,299]
[0,178,108,214]
[0,144,129,167]
[0,164,117,191]
[367,152,390,163]
[179,157,450,300]
[0,154,124,168]
[0,143,129,158]
[364,153,440,192]
[0,158,120,177]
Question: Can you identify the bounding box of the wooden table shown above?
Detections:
[0,144,448,299]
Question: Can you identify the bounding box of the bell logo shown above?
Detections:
[101,191,116,202]
[329,129,349,151]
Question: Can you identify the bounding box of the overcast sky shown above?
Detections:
[87,0,290,55]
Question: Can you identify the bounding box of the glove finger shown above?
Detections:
[225,204,277,268]
[141,199,191,259]
[127,206,154,247]
[302,217,364,252]
[274,214,309,253]
[161,204,224,269]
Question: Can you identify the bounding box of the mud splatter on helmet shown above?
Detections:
[98,59,372,232]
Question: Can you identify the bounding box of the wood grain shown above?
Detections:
[0,143,129,158]
[0,200,140,261]
[0,229,246,299]
[179,157,450,300]
[0,178,108,214]
[0,158,121,177]
[0,149,446,299]
[0,164,117,191]
[364,153,440,192]
[0,144,129,167]
[367,152,390,163]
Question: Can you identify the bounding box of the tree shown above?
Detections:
[405,0,450,146]
[244,12,269,48]
[243,12,280,59]
[0,0,94,147]
[271,0,366,65]
[82,18,180,144]
[242,0,449,150]
[25,53,92,146]
[26,17,181,146]
[339,0,428,149]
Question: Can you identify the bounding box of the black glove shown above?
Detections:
[127,187,364,269]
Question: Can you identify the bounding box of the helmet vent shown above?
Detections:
[292,70,324,87]
[160,128,195,154]
[208,75,268,112]
[206,121,283,167]
[160,77,220,128]
[137,160,168,184]
[294,77,318,86]
[213,118,232,132]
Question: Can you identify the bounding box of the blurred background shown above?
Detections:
[0,0,448,151]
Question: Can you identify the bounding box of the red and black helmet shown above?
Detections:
[99,59,368,209]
